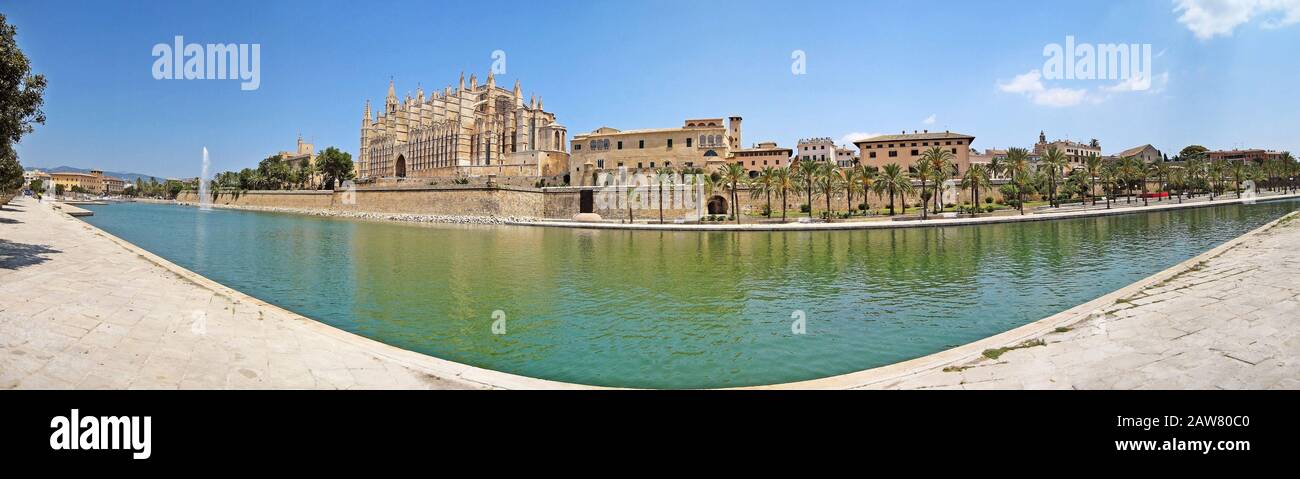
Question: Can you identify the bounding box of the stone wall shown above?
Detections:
[177,187,551,218]
[173,178,1019,221]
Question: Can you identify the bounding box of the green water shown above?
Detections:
[80,199,1299,388]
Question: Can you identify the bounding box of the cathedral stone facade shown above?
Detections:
[357,72,569,181]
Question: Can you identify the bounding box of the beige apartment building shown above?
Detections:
[358,73,569,181]
[854,130,976,174]
[796,137,858,167]
[569,117,739,186]
[49,170,125,195]
[1034,131,1101,169]
[731,141,792,177]
[1208,149,1283,163]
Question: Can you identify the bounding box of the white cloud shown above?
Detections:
[996,69,1090,107]
[1174,0,1300,40]
[840,132,884,145]
[998,69,1170,107]
[922,114,936,125]
[997,70,1046,94]
[1102,72,1170,94]
[1034,88,1089,107]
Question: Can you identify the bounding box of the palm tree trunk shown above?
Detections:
[658,184,664,224]
[780,189,787,222]
[825,191,832,222]
[806,181,813,218]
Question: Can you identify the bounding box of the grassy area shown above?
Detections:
[981,339,1046,360]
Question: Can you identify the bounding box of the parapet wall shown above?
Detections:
[175,180,1015,221]
[177,187,559,219]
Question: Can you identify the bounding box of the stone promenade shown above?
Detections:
[0,197,573,389]
[830,211,1300,389]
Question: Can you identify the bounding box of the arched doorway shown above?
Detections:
[395,155,407,178]
[707,195,728,215]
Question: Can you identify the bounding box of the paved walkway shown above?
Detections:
[0,197,550,389]
[797,211,1300,390]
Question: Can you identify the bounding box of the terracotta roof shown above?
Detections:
[853,131,974,144]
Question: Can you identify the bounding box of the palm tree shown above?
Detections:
[1208,159,1227,200]
[1169,165,1187,204]
[1186,156,1206,198]
[1100,158,1120,209]
[1149,161,1169,202]
[913,158,934,220]
[922,146,956,213]
[751,166,776,219]
[838,166,859,217]
[960,163,991,217]
[1231,160,1247,198]
[987,156,1005,181]
[1004,147,1031,215]
[1283,152,1298,194]
[814,163,841,221]
[854,164,875,215]
[654,166,675,223]
[1084,154,1102,206]
[1132,158,1151,207]
[721,163,747,224]
[1117,156,1141,204]
[873,163,912,216]
[797,159,820,217]
[1040,146,1067,208]
[774,166,794,222]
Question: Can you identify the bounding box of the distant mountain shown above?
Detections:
[27,166,167,184]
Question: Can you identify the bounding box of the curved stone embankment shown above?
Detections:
[754,209,1300,389]
[0,197,577,389]
[172,201,537,225]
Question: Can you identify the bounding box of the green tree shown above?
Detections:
[1084,153,1103,206]
[1004,147,1031,215]
[796,159,820,217]
[872,163,912,216]
[960,163,991,217]
[720,163,747,223]
[655,166,675,223]
[774,166,793,222]
[1178,145,1208,162]
[814,162,840,221]
[923,147,955,213]
[1040,146,1067,208]
[315,147,355,190]
[837,166,859,216]
[0,13,46,193]
[750,166,776,219]
[913,155,935,220]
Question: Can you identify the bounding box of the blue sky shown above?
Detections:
[8,0,1300,178]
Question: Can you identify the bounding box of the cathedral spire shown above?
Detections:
[487,70,495,88]
[469,73,478,90]
[363,99,371,121]
[459,72,465,92]
[386,77,396,101]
